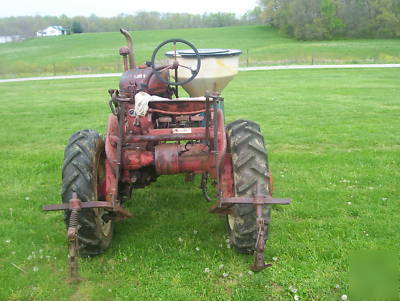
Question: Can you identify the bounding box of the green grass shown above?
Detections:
[0,68,399,300]
[1,26,400,78]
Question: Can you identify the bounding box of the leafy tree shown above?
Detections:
[71,21,83,34]
[0,12,263,40]
[241,7,264,25]
[320,0,343,37]
[259,0,400,39]
[368,0,400,37]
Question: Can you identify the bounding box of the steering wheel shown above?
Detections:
[151,38,201,86]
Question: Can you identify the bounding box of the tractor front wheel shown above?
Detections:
[61,130,113,256]
[226,120,271,254]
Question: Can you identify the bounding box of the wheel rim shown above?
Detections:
[228,214,235,231]
[94,208,112,236]
[95,150,112,237]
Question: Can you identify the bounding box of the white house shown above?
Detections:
[36,26,67,37]
[0,35,22,43]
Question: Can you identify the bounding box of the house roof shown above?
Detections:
[50,25,66,31]
[38,25,67,32]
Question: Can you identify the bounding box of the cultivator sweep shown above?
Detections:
[43,29,291,281]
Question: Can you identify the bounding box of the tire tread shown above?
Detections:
[226,120,271,254]
[62,129,112,257]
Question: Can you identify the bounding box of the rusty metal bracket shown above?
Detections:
[43,201,113,211]
[220,195,291,205]
[53,192,82,283]
[43,200,133,220]
[201,172,214,203]
[43,193,133,282]
[219,184,291,272]
[67,193,80,282]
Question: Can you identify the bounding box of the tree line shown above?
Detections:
[260,0,400,40]
[2,2,398,41]
[0,10,262,39]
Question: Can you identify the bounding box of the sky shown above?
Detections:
[1,0,258,18]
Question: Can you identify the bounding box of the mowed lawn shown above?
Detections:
[0,68,399,300]
[1,25,400,78]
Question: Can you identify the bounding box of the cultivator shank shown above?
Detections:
[218,184,291,271]
[43,193,132,280]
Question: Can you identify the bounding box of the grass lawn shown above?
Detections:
[0,68,399,300]
[0,25,400,78]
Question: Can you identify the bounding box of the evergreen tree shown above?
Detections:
[71,21,83,34]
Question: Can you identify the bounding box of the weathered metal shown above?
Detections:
[119,29,136,69]
[42,200,133,218]
[220,184,291,271]
[43,201,114,211]
[151,38,201,86]
[125,132,209,143]
[122,150,154,170]
[220,196,291,205]
[119,68,171,97]
[119,46,130,72]
[43,192,132,281]
[66,193,80,282]
[43,29,291,281]
[154,143,211,174]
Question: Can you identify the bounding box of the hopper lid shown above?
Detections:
[165,48,242,58]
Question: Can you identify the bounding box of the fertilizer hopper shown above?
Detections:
[165,48,242,97]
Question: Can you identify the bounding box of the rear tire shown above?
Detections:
[61,130,113,257]
[226,120,271,254]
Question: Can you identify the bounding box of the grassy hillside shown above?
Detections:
[0,68,399,300]
[0,25,400,78]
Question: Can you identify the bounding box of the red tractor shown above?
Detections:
[44,29,290,280]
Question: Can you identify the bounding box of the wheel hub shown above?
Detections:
[94,208,112,236]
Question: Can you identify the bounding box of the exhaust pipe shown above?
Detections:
[119,28,136,69]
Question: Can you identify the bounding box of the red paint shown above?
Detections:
[220,154,234,198]
[268,172,274,196]
[149,100,206,114]
[105,159,116,202]
[154,143,213,175]
[123,150,154,169]
[119,67,172,98]
[104,114,118,201]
